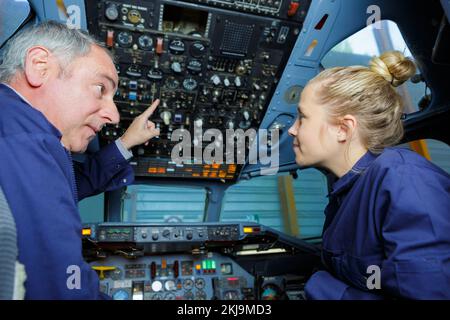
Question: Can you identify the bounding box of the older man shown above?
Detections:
[0,21,159,299]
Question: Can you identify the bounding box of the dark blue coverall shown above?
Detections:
[0,83,134,299]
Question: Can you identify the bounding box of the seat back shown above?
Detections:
[0,187,22,299]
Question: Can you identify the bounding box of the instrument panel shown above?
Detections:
[91,253,255,300]
[85,0,311,181]
[83,222,321,300]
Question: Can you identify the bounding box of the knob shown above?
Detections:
[171,62,182,73]
[141,233,147,239]
[152,233,158,241]
[234,76,242,87]
[161,111,171,126]
[105,3,119,21]
[243,111,250,121]
[186,232,193,240]
[194,118,203,128]
[162,229,170,238]
[210,75,221,86]
[224,78,231,87]
[253,83,261,91]
[227,120,235,129]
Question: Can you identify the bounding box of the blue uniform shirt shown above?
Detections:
[0,83,134,299]
[305,148,450,299]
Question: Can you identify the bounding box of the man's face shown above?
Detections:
[45,45,119,152]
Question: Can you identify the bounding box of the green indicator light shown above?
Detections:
[202,261,207,269]
[212,261,216,269]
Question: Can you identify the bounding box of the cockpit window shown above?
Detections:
[121,185,206,223]
[322,20,426,115]
[220,169,328,241]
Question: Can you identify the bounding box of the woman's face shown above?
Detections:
[288,83,340,168]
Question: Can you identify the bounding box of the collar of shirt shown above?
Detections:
[328,150,379,197]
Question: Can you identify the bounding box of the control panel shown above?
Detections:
[83,222,321,300]
[85,0,311,181]
[91,253,255,300]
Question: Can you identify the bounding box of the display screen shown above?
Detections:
[162,4,208,37]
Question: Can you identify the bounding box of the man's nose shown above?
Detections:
[102,99,120,125]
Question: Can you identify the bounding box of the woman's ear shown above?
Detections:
[23,46,51,87]
[337,115,357,143]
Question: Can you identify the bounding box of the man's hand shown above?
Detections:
[120,99,160,150]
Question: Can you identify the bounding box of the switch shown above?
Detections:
[128,91,137,101]
[106,30,114,48]
[234,76,242,87]
[287,2,300,17]
[210,74,221,86]
[156,37,164,55]
[161,111,171,126]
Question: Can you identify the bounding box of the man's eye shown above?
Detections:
[96,84,105,95]
[297,113,305,120]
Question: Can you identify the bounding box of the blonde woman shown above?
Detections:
[288,51,450,299]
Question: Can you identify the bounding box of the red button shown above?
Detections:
[288,2,300,17]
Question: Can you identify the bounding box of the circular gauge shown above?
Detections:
[164,293,176,300]
[151,280,163,292]
[147,69,163,81]
[187,60,202,74]
[224,290,239,300]
[183,279,194,290]
[138,35,153,50]
[127,9,141,24]
[105,4,119,21]
[195,278,205,289]
[183,78,198,91]
[169,39,185,54]
[188,30,203,38]
[165,280,176,291]
[190,42,206,58]
[184,291,194,300]
[110,267,123,280]
[166,78,180,90]
[150,293,162,300]
[195,290,207,300]
[112,289,129,300]
[117,31,133,48]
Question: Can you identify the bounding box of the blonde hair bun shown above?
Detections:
[369,51,416,87]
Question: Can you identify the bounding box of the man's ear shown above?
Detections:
[23,46,51,87]
[337,114,357,143]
